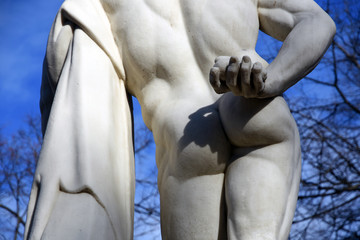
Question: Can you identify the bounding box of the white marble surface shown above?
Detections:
[25,0,335,239]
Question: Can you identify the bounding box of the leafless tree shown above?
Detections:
[0,117,41,240]
[287,0,360,239]
[133,125,160,239]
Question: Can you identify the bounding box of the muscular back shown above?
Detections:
[101,0,266,127]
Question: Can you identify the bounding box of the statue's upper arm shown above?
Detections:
[257,0,325,41]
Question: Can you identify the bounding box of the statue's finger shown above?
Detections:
[210,67,228,94]
[226,57,241,95]
[210,67,220,87]
[252,62,265,94]
[240,56,252,97]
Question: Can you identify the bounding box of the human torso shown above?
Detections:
[102,0,268,173]
[103,0,265,123]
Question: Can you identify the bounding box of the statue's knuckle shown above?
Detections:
[226,80,235,87]
[242,80,250,87]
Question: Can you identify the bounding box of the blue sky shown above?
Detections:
[0,0,64,134]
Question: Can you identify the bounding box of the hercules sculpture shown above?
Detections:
[25,0,335,239]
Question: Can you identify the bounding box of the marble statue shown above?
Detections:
[25,0,335,239]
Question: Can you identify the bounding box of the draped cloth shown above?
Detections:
[24,0,135,239]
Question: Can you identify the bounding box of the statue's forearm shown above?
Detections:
[263,11,336,97]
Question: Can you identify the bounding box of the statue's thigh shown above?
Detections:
[219,94,301,240]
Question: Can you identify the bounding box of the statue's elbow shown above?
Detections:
[319,12,337,41]
[326,14,336,40]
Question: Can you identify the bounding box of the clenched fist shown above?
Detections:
[210,56,267,98]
